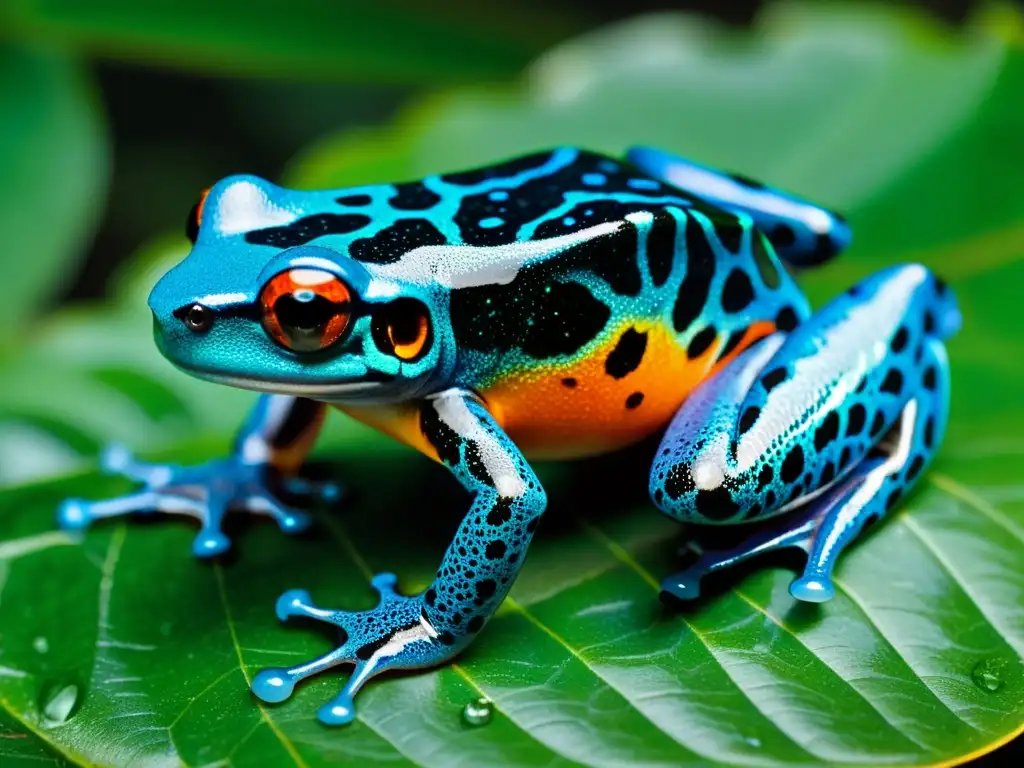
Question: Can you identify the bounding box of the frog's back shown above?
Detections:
[402,148,812,459]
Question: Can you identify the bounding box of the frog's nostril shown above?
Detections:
[174,303,214,333]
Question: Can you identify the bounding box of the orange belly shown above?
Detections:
[338,319,773,464]
[483,319,775,460]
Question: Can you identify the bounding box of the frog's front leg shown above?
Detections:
[58,395,334,556]
[251,388,545,726]
[650,264,959,603]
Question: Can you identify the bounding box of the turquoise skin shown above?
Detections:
[58,147,959,725]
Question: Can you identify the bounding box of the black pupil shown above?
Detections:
[187,304,209,328]
[275,292,340,331]
[389,308,422,344]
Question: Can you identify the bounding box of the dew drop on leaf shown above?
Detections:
[32,636,49,654]
[971,658,1005,692]
[40,684,79,725]
[461,696,493,727]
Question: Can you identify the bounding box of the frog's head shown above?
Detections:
[148,175,452,403]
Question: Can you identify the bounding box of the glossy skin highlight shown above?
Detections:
[57,147,959,725]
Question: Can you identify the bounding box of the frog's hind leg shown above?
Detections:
[626,146,851,268]
[650,264,958,602]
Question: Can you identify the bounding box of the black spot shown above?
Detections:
[438,631,456,646]
[775,306,799,332]
[664,465,695,500]
[450,275,611,358]
[757,465,773,489]
[486,498,513,526]
[687,326,717,359]
[185,200,200,244]
[526,517,540,533]
[935,277,949,295]
[906,455,925,482]
[476,579,497,602]
[562,377,577,388]
[605,328,648,379]
[425,588,436,606]
[886,489,903,512]
[769,223,796,249]
[739,406,760,435]
[721,269,755,313]
[646,210,677,287]
[891,327,909,353]
[467,615,484,633]
[856,378,868,394]
[625,392,645,409]
[924,417,936,449]
[711,213,744,255]
[762,367,787,392]
[420,402,462,466]
[924,311,936,334]
[821,462,835,484]
[464,443,494,488]
[814,411,840,451]
[839,446,852,470]
[718,328,748,360]
[847,404,867,436]
[546,216,644,295]
[880,369,903,396]
[673,216,717,333]
[781,445,804,483]
[270,398,324,449]
[245,213,371,248]
[336,194,372,206]
[923,366,937,391]
[350,218,446,264]
[696,488,741,521]
[765,490,776,507]
[870,411,886,438]
[389,182,441,210]
[752,232,782,289]
[442,151,553,185]
[653,488,664,504]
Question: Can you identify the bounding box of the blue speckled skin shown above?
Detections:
[57,147,958,725]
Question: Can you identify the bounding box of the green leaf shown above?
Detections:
[0,45,108,333]
[0,0,585,83]
[1,4,1024,764]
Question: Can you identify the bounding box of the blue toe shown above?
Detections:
[192,531,231,558]
[252,669,295,703]
[57,500,91,531]
[789,576,835,603]
[318,697,356,726]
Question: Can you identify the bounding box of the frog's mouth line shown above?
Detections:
[181,366,394,399]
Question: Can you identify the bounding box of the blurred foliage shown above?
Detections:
[0,1,1023,766]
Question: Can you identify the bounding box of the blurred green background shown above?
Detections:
[1,1,1024,766]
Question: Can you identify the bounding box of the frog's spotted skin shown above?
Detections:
[57,146,958,725]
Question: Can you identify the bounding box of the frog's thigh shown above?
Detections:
[650,264,956,601]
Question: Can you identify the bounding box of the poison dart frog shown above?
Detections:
[58,147,960,726]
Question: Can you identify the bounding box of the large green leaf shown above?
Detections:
[1,3,1023,764]
[0,45,108,334]
[0,0,584,83]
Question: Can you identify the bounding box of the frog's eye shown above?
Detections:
[185,188,211,244]
[372,299,432,362]
[259,268,352,352]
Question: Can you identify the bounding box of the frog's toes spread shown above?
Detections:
[58,396,329,557]
[252,573,449,726]
[651,264,958,603]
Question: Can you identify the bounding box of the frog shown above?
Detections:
[57,146,960,726]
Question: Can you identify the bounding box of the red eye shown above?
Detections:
[259,269,352,352]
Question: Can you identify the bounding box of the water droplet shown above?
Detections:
[745,736,762,748]
[462,696,493,727]
[32,637,49,654]
[40,684,79,725]
[971,658,1005,692]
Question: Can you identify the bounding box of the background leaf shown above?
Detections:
[0,3,1022,764]
[0,44,108,333]
[0,0,586,83]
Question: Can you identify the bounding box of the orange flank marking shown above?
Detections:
[483,320,775,461]
[336,402,439,461]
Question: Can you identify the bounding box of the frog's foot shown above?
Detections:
[252,574,450,726]
[57,444,313,557]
